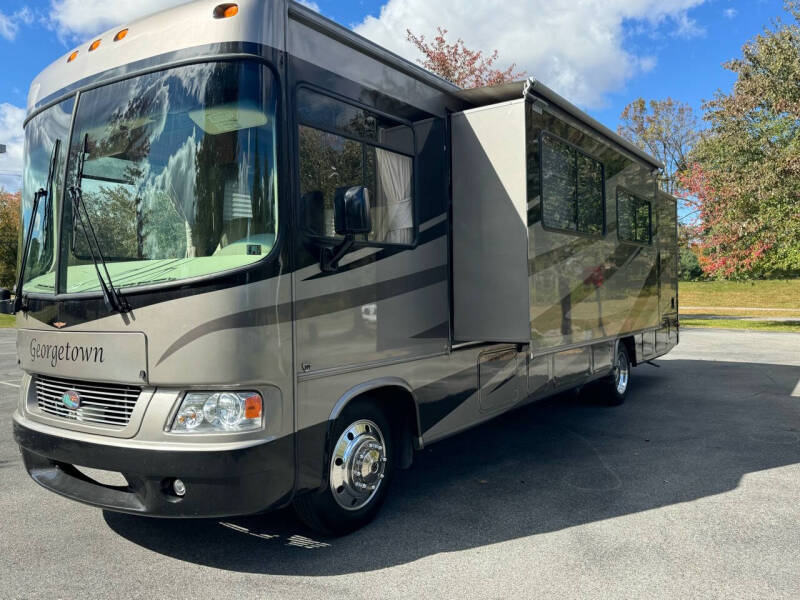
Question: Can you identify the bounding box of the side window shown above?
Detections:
[541,133,604,236]
[617,189,652,244]
[297,89,415,246]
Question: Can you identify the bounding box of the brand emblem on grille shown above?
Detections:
[62,390,81,410]
[53,322,67,329]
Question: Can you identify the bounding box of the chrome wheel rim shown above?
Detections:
[614,351,630,395]
[329,419,387,511]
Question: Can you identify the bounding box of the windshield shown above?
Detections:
[20,98,74,293]
[25,61,279,295]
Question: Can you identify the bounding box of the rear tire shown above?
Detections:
[599,343,631,405]
[292,399,394,536]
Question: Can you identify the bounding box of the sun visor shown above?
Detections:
[189,103,268,135]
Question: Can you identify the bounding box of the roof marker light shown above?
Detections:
[213,3,239,19]
[89,39,101,52]
[67,51,79,63]
[114,29,129,42]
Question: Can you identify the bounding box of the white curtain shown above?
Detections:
[375,147,413,244]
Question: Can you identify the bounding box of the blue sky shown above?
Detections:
[0,0,790,191]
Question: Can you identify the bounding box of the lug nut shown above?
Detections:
[172,479,186,497]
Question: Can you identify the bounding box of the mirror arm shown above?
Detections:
[320,234,356,273]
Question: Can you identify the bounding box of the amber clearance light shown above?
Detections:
[67,50,79,63]
[213,3,239,19]
[89,39,101,52]
[114,29,129,42]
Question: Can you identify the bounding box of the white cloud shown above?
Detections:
[723,8,738,19]
[639,56,658,73]
[354,0,708,108]
[0,103,26,192]
[0,7,34,41]
[672,11,705,38]
[48,0,193,40]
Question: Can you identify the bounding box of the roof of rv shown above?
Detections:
[456,79,664,171]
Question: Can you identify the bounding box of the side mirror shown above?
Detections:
[334,186,372,236]
[0,289,13,315]
[320,187,372,273]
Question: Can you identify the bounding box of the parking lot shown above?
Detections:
[1,327,799,599]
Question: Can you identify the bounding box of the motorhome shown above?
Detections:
[10,0,679,535]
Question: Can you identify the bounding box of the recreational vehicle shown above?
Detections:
[9,0,679,534]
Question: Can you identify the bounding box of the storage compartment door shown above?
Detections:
[479,347,522,413]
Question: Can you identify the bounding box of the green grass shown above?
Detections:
[680,280,800,310]
[0,314,15,328]
[681,318,800,333]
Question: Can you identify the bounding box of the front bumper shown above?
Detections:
[13,417,294,518]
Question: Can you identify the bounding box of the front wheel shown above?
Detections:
[293,400,393,536]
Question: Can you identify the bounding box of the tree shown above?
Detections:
[406,27,526,89]
[617,97,699,194]
[680,1,800,279]
[0,188,20,289]
[679,246,704,281]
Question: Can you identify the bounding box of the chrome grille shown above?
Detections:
[35,375,141,428]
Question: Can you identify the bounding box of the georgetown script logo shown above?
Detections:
[29,339,106,369]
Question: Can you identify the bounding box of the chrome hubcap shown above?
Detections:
[614,351,630,395]
[329,419,387,511]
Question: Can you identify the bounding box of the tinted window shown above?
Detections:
[617,189,651,244]
[297,88,414,155]
[298,90,414,246]
[541,133,604,235]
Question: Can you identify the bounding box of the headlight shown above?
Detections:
[171,391,263,434]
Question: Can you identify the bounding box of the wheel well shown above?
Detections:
[341,385,420,470]
[619,336,637,367]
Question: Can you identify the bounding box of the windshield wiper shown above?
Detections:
[13,139,60,313]
[68,134,129,313]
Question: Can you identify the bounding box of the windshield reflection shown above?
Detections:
[24,61,279,296]
[21,98,74,293]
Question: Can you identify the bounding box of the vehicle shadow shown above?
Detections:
[104,359,800,575]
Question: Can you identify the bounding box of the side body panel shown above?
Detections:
[286,13,462,491]
[527,102,661,380]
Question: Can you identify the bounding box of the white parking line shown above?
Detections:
[0,381,20,388]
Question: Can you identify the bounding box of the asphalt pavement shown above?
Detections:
[1,327,799,599]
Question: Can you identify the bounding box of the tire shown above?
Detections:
[599,343,631,405]
[292,399,394,536]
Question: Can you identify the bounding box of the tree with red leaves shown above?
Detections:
[406,27,526,89]
[679,2,800,279]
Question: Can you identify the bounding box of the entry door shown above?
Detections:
[658,196,678,316]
